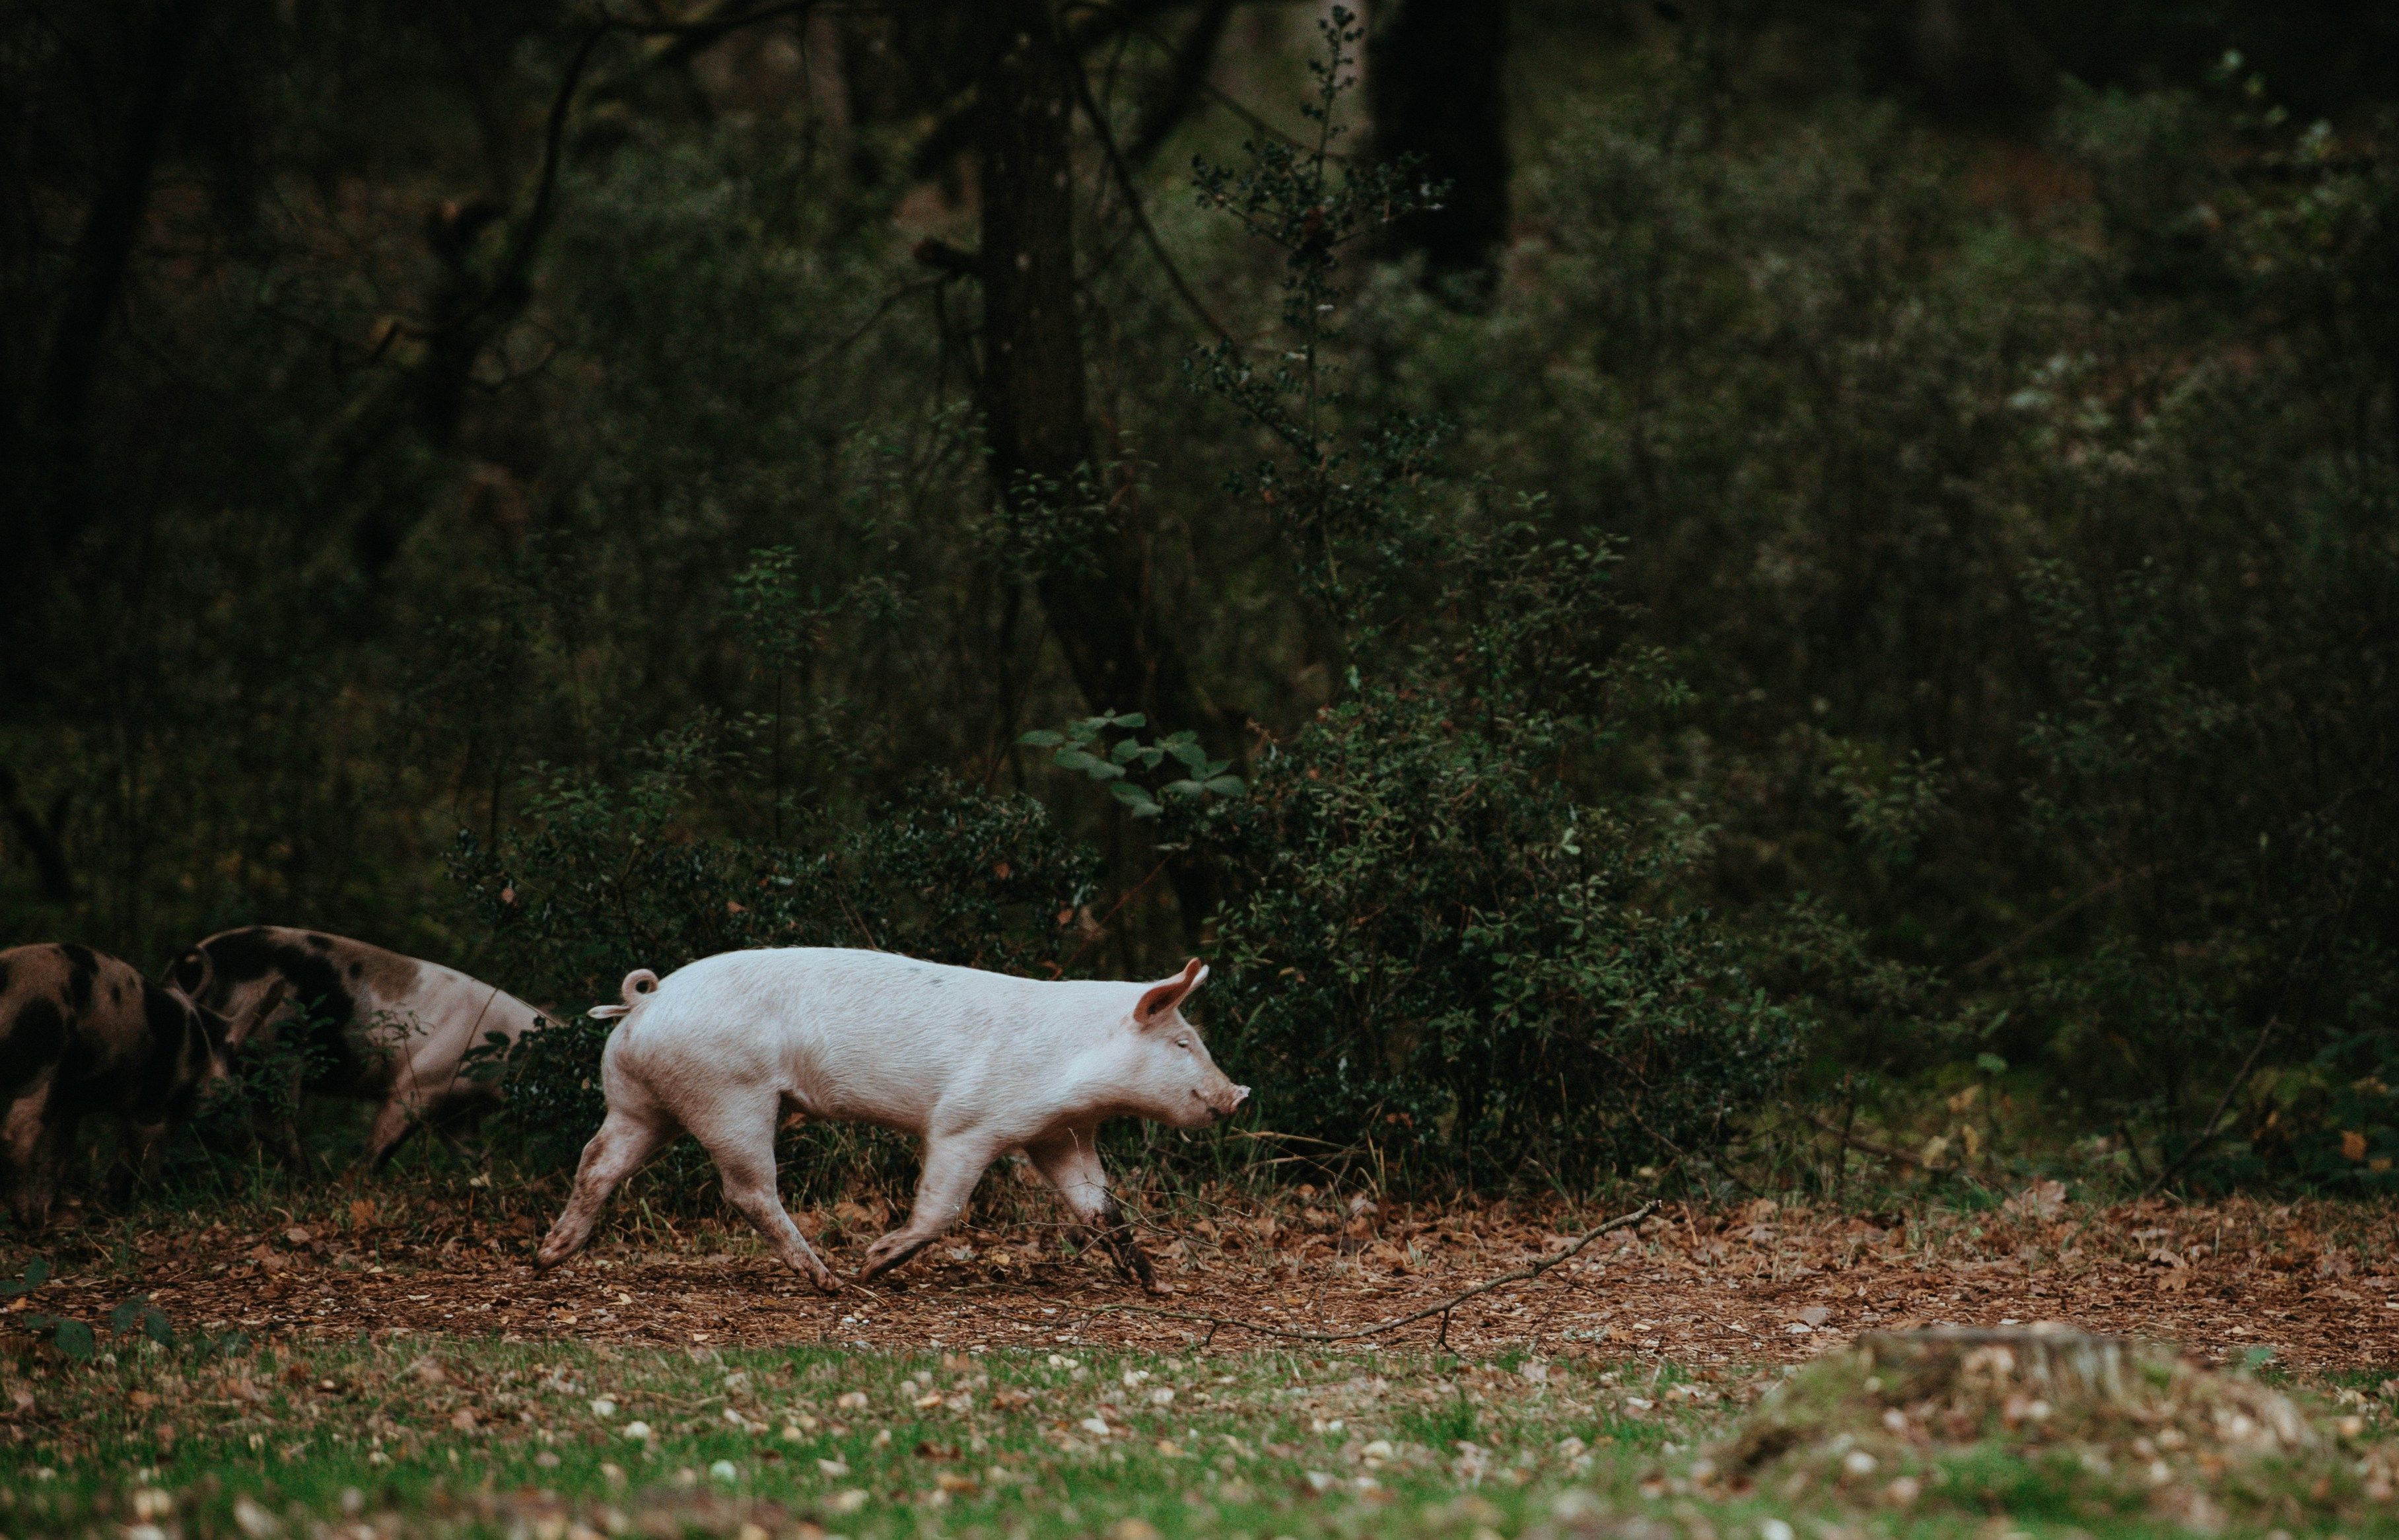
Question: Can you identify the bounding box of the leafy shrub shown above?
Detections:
[1159,20,1805,1189]
[1203,680,1800,1186]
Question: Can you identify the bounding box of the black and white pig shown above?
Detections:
[168,927,546,1167]
[536,948,1249,1292]
[0,942,284,1228]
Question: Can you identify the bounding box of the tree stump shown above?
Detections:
[1720,1324,2318,1481]
[1856,1325,2139,1409]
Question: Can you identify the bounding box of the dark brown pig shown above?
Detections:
[0,943,283,1228]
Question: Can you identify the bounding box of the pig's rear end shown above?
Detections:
[600,949,999,1135]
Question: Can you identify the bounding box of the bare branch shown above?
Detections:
[1803,1111,1924,1168]
[1125,0,1234,168]
[2139,1016,2277,1201]
[1065,36,1233,345]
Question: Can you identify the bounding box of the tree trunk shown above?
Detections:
[1368,0,1510,293]
[973,0,1220,944]
[2,0,209,687]
[973,0,1209,732]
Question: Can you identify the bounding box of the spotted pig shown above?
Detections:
[169,927,546,1167]
[0,942,281,1228]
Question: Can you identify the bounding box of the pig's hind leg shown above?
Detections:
[536,1107,674,1270]
[1023,1129,1160,1293]
[361,1098,422,1171]
[682,1092,839,1292]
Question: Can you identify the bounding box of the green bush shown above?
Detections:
[1203,680,1800,1186]
[1162,22,1805,1188]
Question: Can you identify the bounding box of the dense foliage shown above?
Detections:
[5,1,2394,1197]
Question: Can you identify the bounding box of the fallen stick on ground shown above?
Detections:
[1051,1199,1659,1350]
[1803,1111,1924,1168]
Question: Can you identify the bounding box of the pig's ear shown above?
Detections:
[1134,959,1208,1029]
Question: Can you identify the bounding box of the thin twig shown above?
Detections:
[1175,75,1346,159]
[1067,1199,1657,1344]
[1803,1111,1924,1169]
[598,0,816,40]
[2139,1016,2277,1201]
[1056,857,1176,974]
[1962,866,2155,976]
[395,2,819,345]
[1064,42,1234,345]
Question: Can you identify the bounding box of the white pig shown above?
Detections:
[534,948,1247,1292]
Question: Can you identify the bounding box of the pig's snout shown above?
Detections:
[1194,1082,1251,1121]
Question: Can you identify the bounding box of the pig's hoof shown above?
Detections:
[860,1235,920,1278]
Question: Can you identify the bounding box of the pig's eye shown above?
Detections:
[1175,1035,1193,1051]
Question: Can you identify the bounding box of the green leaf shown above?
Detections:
[1,1258,50,1296]
[1111,738,1145,763]
[1975,1052,2008,1075]
[1086,761,1126,781]
[110,1296,146,1335]
[1163,779,1205,799]
[1167,739,1210,771]
[1204,775,1247,796]
[1018,729,1065,748]
[1110,713,1146,728]
[34,1318,94,1362]
[1108,781,1164,817]
[142,1309,176,1348]
[1054,749,1101,772]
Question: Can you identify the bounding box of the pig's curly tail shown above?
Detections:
[586,968,660,1021]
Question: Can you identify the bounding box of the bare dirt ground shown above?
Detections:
[15,1189,2396,1372]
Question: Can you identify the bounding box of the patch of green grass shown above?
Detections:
[0,1337,1663,1538]
[0,1337,2392,1539]
[1397,1386,1479,1448]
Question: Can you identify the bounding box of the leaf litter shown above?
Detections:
[6,1189,2391,1371]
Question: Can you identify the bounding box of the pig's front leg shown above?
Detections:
[1023,1128,1160,1293]
[859,1132,1003,1283]
[3,1096,75,1232]
[109,1122,170,1205]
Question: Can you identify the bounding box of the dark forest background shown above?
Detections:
[5,0,2396,1200]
